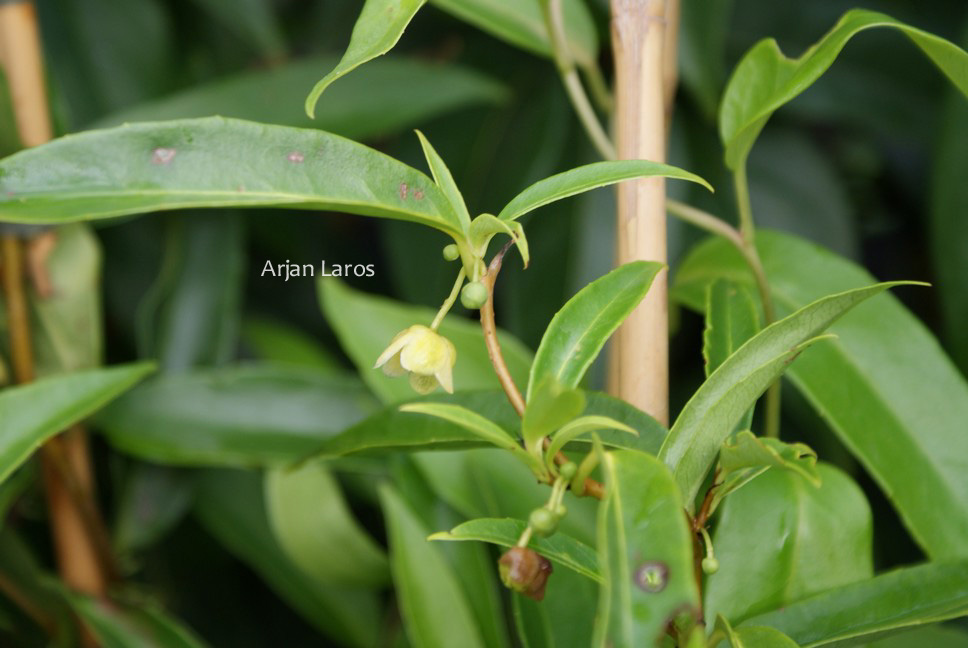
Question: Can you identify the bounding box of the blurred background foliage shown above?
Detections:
[3,0,968,645]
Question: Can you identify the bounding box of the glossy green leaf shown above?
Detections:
[67,594,209,648]
[0,117,464,236]
[416,130,471,231]
[522,376,585,448]
[712,615,800,648]
[304,0,427,118]
[546,416,636,472]
[313,390,666,458]
[266,461,388,587]
[94,56,506,139]
[379,485,486,648]
[467,213,529,266]
[188,0,285,59]
[113,464,194,556]
[720,9,968,169]
[96,365,376,466]
[498,160,712,222]
[0,363,154,484]
[594,450,699,647]
[0,225,101,376]
[430,0,598,67]
[319,278,532,403]
[399,403,527,455]
[529,261,664,399]
[742,560,968,647]
[705,465,872,626]
[711,430,819,512]
[429,517,600,582]
[703,280,760,377]
[673,230,968,560]
[194,469,381,647]
[659,280,911,507]
[930,25,968,374]
[138,213,243,371]
[241,317,342,371]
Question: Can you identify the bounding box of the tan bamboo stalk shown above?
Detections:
[609,0,675,425]
[0,0,109,600]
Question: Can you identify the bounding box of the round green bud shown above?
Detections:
[553,504,567,518]
[559,462,578,481]
[701,556,720,575]
[460,281,488,309]
[442,244,460,261]
[529,508,559,537]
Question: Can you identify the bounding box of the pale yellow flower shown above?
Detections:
[374,325,457,394]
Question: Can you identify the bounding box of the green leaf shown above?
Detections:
[741,560,968,647]
[304,0,427,118]
[712,615,800,648]
[546,415,637,472]
[188,0,285,60]
[429,517,601,582]
[0,117,464,236]
[498,160,712,222]
[93,56,507,140]
[430,0,598,67]
[137,213,243,371]
[265,461,388,588]
[0,363,154,483]
[595,450,699,647]
[95,365,376,466]
[379,485,487,648]
[113,464,194,556]
[66,594,209,648]
[313,390,666,458]
[659,280,912,507]
[522,376,585,448]
[720,9,968,169]
[0,225,101,376]
[194,469,381,647]
[673,230,968,560]
[529,261,664,399]
[241,317,342,371]
[930,25,968,374]
[705,465,872,627]
[868,626,968,648]
[703,280,760,377]
[319,278,532,404]
[711,430,819,511]
[468,213,529,267]
[416,130,471,231]
[399,403,517,450]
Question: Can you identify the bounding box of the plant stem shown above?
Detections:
[667,197,781,437]
[581,62,614,114]
[543,0,616,161]
[430,268,465,330]
[732,164,782,438]
[609,0,672,426]
[0,1,110,603]
[480,242,527,417]
[480,243,605,500]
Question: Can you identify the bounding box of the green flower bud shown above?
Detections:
[559,462,578,481]
[701,556,720,574]
[442,243,460,261]
[529,508,558,537]
[460,281,488,309]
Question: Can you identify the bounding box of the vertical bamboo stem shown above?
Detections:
[0,0,109,600]
[609,0,674,425]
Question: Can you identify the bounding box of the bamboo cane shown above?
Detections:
[0,0,109,600]
[609,0,675,426]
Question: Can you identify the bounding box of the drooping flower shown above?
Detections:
[498,547,553,601]
[374,325,457,394]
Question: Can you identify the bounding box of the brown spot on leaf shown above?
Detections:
[412,188,424,200]
[287,151,305,163]
[399,183,409,200]
[151,147,177,165]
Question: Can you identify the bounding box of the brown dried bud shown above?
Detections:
[498,547,553,601]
